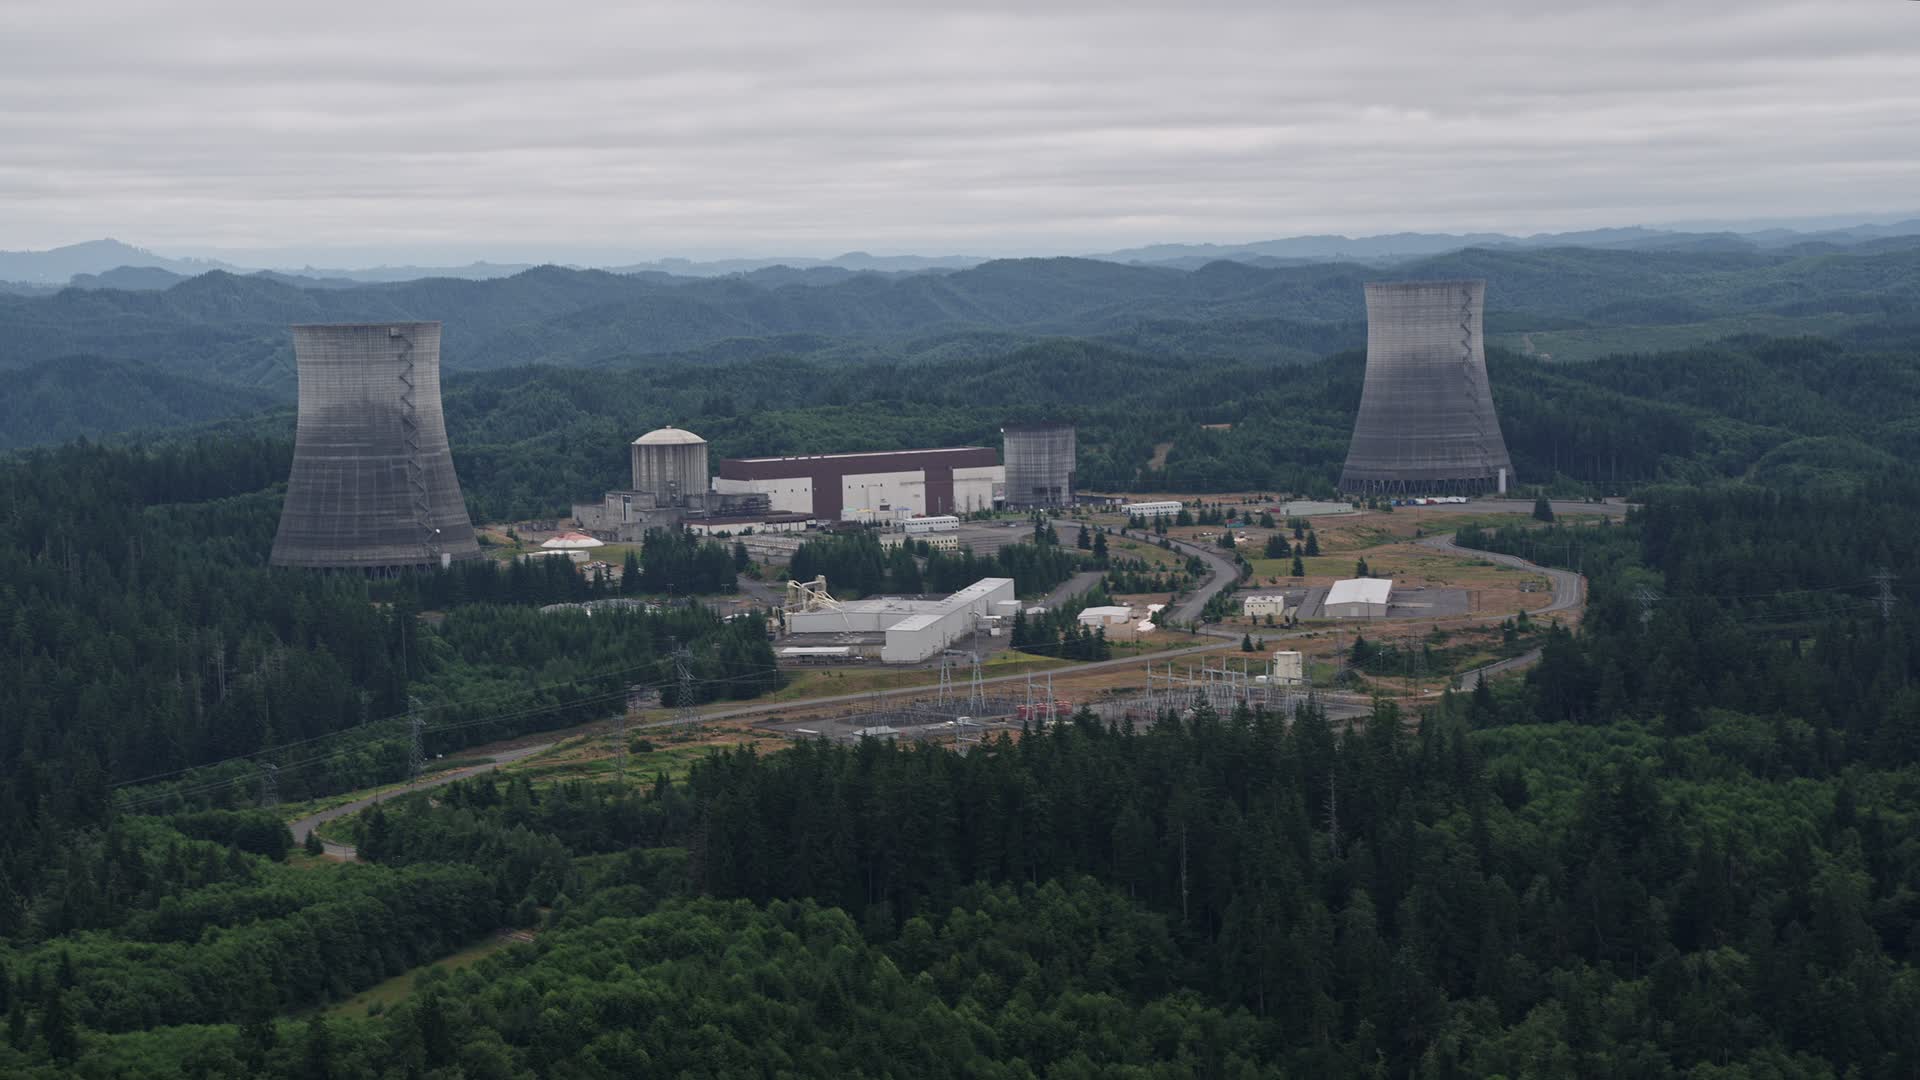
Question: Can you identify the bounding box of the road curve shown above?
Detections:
[1416,533,1583,616]
[289,740,556,860]
[1417,533,1584,689]
[1159,536,1244,628]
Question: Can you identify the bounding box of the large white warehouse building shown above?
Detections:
[1323,578,1392,618]
[715,447,1003,521]
[786,578,1015,662]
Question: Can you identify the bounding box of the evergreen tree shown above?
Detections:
[1533,494,1555,522]
[1306,531,1321,556]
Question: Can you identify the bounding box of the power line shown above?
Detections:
[115,666,787,811]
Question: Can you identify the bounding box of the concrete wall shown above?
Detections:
[1325,601,1388,618]
[953,465,1002,513]
[715,475,814,515]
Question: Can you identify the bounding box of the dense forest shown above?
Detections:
[8,470,1920,1075]
[5,313,1920,1073]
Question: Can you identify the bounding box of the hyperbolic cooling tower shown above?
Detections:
[1002,422,1077,509]
[270,322,481,571]
[1338,280,1516,495]
[630,426,709,507]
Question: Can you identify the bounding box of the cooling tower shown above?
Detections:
[1338,280,1516,494]
[270,322,481,571]
[630,427,709,507]
[1003,423,1076,509]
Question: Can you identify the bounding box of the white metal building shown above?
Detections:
[1242,594,1289,619]
[1077,604,1148,642]
[1122,500,1184,519]
[786,578,1015,663]
[1323,578,1392,618]
[902,515,960,535]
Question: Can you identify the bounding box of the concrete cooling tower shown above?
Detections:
[1338,280,1516,495]
[270,322,481,571]
[1002,423,1076,509]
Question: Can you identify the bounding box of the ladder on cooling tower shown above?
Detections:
[1457,283,1495,484]
[392,329,437,558]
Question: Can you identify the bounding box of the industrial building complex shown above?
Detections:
[572,426,794,542]
[715,447,1003,522]
[1339,280,1517,494]
[271,322,482,572]
[783,577,1016,663]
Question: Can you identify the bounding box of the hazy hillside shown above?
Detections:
[0,356,282,448]
[5,244,1920,449]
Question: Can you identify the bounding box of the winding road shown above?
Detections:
[1159,536,1245,629]
[290,740,556,860]
[1416,533,1585,690]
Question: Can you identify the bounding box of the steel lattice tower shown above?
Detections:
[271,322,481,571]
[1338,281,1516,495]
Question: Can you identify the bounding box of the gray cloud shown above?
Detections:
[0,0,1914,261]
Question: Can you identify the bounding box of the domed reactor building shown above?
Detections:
[270,322,481,572]
[1338,280,1516,495]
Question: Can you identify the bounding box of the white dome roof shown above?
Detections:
[632,426,706,446]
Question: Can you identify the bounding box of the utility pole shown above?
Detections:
[1875,567,1896,622]
[407,696,425,782]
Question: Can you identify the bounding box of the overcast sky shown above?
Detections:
[1,0,1915,262]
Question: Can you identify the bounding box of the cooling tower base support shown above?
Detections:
[1338,475,1512,496]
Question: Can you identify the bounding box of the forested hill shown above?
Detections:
[5,244,1920,448]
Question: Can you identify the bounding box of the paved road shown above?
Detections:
[1160,536,1244,628]
[1454,648,1544,692]
[1416,534,1584,616]
[1043,570,1107,609]
[289,740,556,860]
[1418,533,1585,689]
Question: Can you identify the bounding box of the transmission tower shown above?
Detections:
[1875,568,1897,622]
[675,646,698,729]
[968,651,984,712]
[614,697,630,785]
[257,762,279,809]
[407,696,425,782]
[1632,585,1660,629]
[937,652,953,703]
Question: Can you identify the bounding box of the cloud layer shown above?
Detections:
[2,0,1915,259]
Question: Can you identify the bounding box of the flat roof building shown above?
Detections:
[716,447,1002,521]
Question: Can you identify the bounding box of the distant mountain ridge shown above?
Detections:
[6,216,1920,286]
